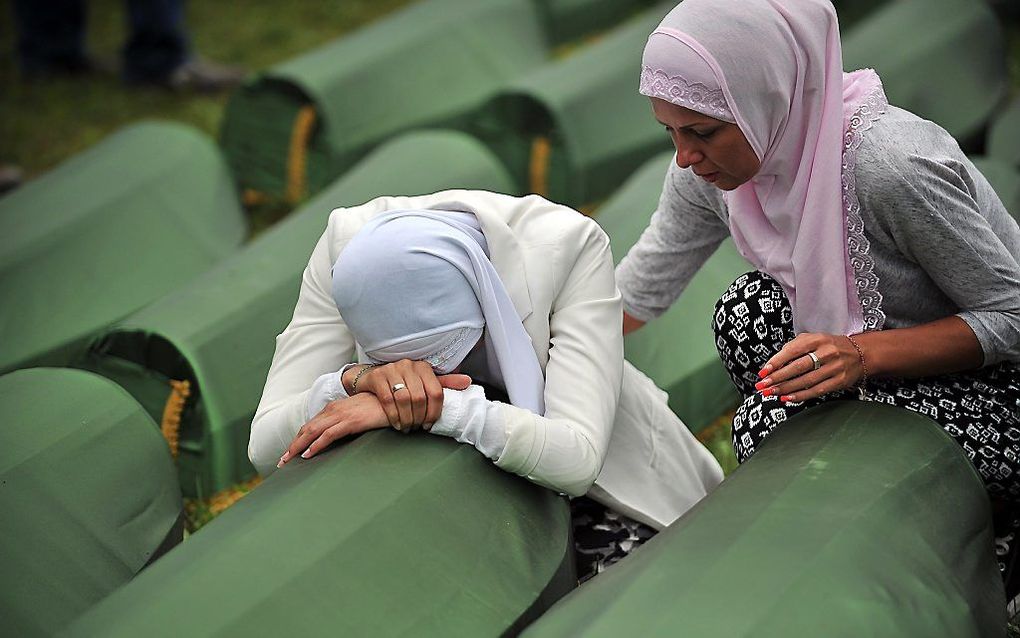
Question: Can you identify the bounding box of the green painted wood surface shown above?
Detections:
[220,0,548,200]
[0,121,246,374]
[971,156,1020,221]
[988,98,1020,168]
[526,401,1004,637]
[595,151,748,432]
[534,0,659,45]
[470,3,673,207]
[842,0,1008,145]
[0,368,182,637]
[64,431,574,638]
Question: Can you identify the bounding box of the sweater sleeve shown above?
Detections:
[863,150,1020,365]
[615,158,731,322]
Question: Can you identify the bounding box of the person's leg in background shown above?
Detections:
[123,0,244,91]
[121,0,188,84]
[12,0,91,77]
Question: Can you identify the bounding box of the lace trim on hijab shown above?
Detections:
[423,327,479,372]
[842,86,889,332]
[639,66,735,122]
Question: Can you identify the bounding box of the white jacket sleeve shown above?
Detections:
[248,228,357,476]
[491,227,624,497]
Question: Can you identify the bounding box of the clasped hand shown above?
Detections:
[278,360,471,467]
[754,333,865,402]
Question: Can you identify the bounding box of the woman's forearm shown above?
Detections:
[856,315,984,379]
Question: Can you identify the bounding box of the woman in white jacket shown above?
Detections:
[250,190,722,579]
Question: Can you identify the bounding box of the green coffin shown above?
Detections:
[970,156,1020,221]
[219,0,547,203]
[534,0,659,45]
[81,130,516,497]
[469,3,672,207]
[0,121,246,375]
[525,401,1005,638]
[0,368,183,638]
[842,0,1008,146]
[595,151,748,433]
[64,431,574,638]
[988,98,1020,168]
[830,0,889,28]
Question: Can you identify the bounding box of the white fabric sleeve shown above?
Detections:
[248,222,358,477]
[428,386,508,460]
[304,363,359,422]
[491,221,624,498]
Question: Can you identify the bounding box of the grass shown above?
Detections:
[0,0,415,178]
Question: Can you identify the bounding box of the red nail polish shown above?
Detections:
[757,369,769,379]
[780,395,793,402]
[754,380,767,391]
[761,387,774,397]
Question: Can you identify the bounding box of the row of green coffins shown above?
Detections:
[220,0,1011,208]
[218,0,663,205]
[3,118,1016,504]
[4,132,1014,505]
[18,382,1001,637]
[0,368,574,637]
[4,0,1015,388]
[0,122,247,376]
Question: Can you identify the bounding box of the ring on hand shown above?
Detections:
[807,352,821,371]
[391,382,407,393]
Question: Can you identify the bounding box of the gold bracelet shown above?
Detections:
[845,334,869,386]
[349,364,377,394]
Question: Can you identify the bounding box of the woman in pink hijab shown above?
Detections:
[617,0,1020,589]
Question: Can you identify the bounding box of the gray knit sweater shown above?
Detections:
[615,106,1020,366]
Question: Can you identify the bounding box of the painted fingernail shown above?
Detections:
[301,448,312,459]
[754,380,770,391]
[760,387,776,397]
[757,366,772,379]
[780,395,793,402]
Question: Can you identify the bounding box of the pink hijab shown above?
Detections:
[639,0,888,335]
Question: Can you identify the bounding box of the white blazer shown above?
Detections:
[250,190,723,529]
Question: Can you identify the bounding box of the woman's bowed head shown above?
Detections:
[278,210,546,467]
[651,98,759,191]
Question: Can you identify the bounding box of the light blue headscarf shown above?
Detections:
[331,210,545,415]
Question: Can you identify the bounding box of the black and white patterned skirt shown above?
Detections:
[714,270,1020,584]
[571,497,656,584]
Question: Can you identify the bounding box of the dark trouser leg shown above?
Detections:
[12,0,88,75]
[122,0,189,83]
[713,271,853,462]
[570,497,656,584]
[869,363,1020,588]
[867,363,1020,499]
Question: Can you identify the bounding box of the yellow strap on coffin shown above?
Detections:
[529,136,551,197]
[286,105,318,204]
[160,379,191,459]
